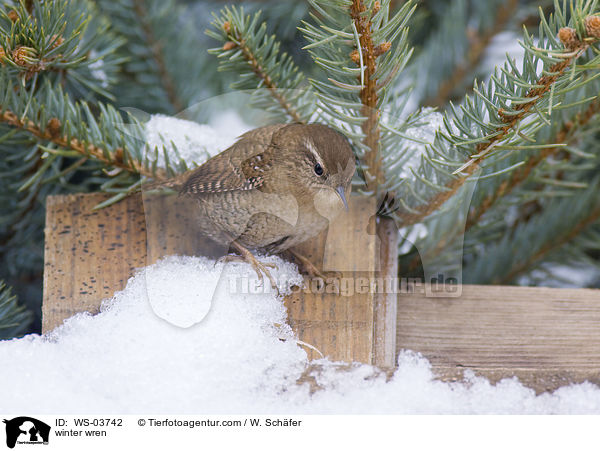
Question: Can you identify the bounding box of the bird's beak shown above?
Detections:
[335,185,349,211]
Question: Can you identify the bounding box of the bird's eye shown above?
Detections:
[314,163,324,176]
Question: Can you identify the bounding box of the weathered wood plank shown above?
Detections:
[43,192,395,366]
[373,218,398,367]
[285,197,397,366]
[43,194,147,328]
[396,284,600,392]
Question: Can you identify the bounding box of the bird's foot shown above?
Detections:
[219,243,279,294]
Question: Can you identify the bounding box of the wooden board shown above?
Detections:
[44,192,600,392]
[285,197,397,367]
[43,192,397,367]
[397,285,600,393]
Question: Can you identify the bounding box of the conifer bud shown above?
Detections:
[7,9,18,22]
[50,34,64,49]
[558,27,580,49]
[349,49,360,65]
[12,46,37,66]
[223,21,231,33]
[222,41,236,51]
[498,108,510,122]
[374,42,391,57]
[585,16,600,39]
[47,118,62,139]
[372,1,380,16]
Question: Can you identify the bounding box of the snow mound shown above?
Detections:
[1,256,599,414]
[143,112,250,167]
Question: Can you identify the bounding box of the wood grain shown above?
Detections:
[397,284,600,392]
[43,192,396,366]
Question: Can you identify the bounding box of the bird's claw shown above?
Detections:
[218,253,279,295]
[254,261,279,294]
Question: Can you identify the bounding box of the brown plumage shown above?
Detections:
[152,123,356,285]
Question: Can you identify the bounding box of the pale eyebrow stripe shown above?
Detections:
[304,137,325,169]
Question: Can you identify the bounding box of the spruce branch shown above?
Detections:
[398,14,600,226]
[301,0,416,196]
[349,0,385,190]
[0,0,124,100]
[402,92,600,275]
[466,98,600,229]
[408,0,517,108]
[0,109,166,181]
[207,7,313,123]
[460,172,600,286]
[220,31,302,123]
[0,74,186,209]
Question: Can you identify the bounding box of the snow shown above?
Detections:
[143,111,252,168]
[399,108,444,179]
[88,51,109,89]
[207,109,253,143]
[398,223,428,255]
[1,256,599,414]
[480,31,546,82]
[520,263,600,289]
[479,31,525,76]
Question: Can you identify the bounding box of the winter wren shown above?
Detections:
[154,123,356,286]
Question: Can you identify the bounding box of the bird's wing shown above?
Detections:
[180,124,285,195]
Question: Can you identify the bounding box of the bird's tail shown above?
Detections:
[142,172,190,193]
